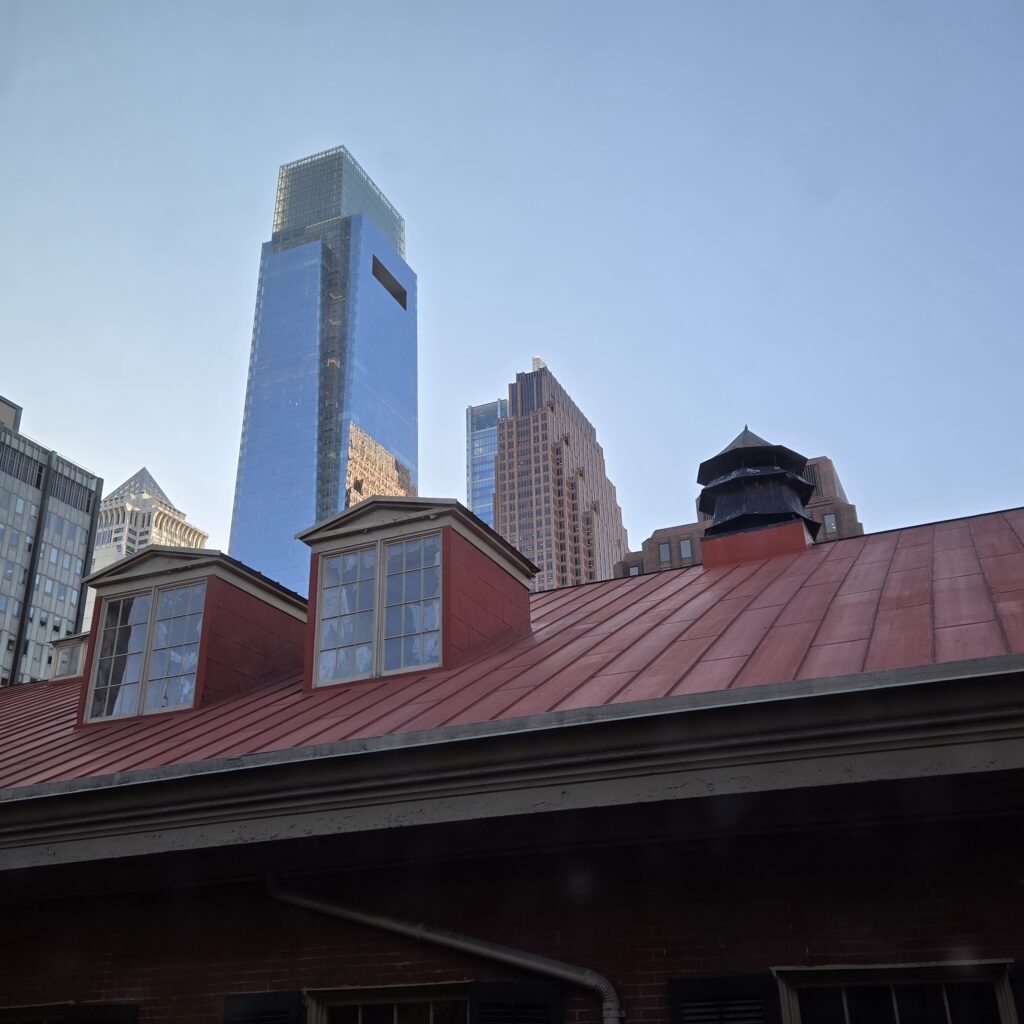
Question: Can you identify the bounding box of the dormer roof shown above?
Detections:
[85,546,307,617]
[298,496,539,582]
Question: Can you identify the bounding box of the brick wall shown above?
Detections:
[442,526,531,663]
[3,817,1022,1021]
[198,576,306,704]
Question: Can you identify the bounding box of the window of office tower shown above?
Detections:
[317,533,441,684]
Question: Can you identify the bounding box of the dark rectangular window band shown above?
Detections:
[224,991,305,1024]
[669,976,781,1024]
[63,1006,138,1024]
[469,980,562,1024]
[372,256,408,309]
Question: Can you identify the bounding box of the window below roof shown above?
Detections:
[317,532,441,685]
[86,581,206,720]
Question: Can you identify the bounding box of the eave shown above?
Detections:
[2,654,1024,872]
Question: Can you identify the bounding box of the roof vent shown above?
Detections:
[697,428,820,566]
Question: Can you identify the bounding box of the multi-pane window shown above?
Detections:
[145,582,206,711]
[92,593,151,717]
[679,539,693,560]
[88,581,206,720]
[796,981,1001,1024]
[327,998,467,1024]
[319,547,377,683]
[317,533,442,685]
[658,541,671,563]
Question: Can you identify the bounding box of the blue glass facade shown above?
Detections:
[230,148,417,595]
[465,399,508,528]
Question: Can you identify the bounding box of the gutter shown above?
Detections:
[267,875,623,1024]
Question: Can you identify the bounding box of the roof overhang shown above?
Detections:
[2,654,1023,873]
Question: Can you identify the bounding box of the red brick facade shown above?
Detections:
[3,816,1021,1021]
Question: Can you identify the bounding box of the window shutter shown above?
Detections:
[469,981,562,1024]
[669,976,781,1024]
[224,991,305,1024]
[63,1007,137,1023]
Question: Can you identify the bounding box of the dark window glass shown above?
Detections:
[797,987,845,1024]
[845,986,895,1024]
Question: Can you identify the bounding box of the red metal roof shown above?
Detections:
[2,508,1022,792]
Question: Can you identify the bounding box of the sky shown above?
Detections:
[1,0,1021,553]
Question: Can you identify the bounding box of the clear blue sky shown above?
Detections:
[1,0,1021,550]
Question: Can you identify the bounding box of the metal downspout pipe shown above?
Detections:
[267,875,624,1024]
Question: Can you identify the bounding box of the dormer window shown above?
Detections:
[300,498,538,690]
[317,533,441,684]
[87,581,206,719]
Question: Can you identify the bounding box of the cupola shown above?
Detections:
[75,548,307,723]
[697,428,820,567]
[297,497,537,688]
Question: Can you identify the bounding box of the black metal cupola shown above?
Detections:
[697,427,821,540]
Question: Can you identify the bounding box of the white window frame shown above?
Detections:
[314,529,443,687]
[305,983,469,1024]
[774,961,1017,1024]
[84,579,207,722]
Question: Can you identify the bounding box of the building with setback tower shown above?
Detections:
[494,360,627,590]
[229,146,418,594]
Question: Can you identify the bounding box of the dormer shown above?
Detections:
[76,547,307,724]
[297,497,537,688]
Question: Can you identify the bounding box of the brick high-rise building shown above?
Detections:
[494,359,627,590]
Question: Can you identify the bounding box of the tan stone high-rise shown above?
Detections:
[81,469,208,628]
[493,360,628,591]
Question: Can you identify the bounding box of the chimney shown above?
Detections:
[697,427,820,567]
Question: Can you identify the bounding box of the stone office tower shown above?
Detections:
[229,147,417,594]
[493,360,628,590]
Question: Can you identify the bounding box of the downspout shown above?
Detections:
[267,875,624,1024]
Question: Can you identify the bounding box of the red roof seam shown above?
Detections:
[792,535,895,681]
[980,514,1016,654]
[431,566,730,728]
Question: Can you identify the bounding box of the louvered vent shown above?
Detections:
[224,992,304,1024]
[677,996,767,1023]
[669,977,780,1024]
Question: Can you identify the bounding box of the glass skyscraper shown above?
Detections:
[230,147,418,594]
[0,395,102,684]
[465,399,508,528]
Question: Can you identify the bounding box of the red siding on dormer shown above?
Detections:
[197,576,306,705]
[302,553,320,692]
[442,526,531,664]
